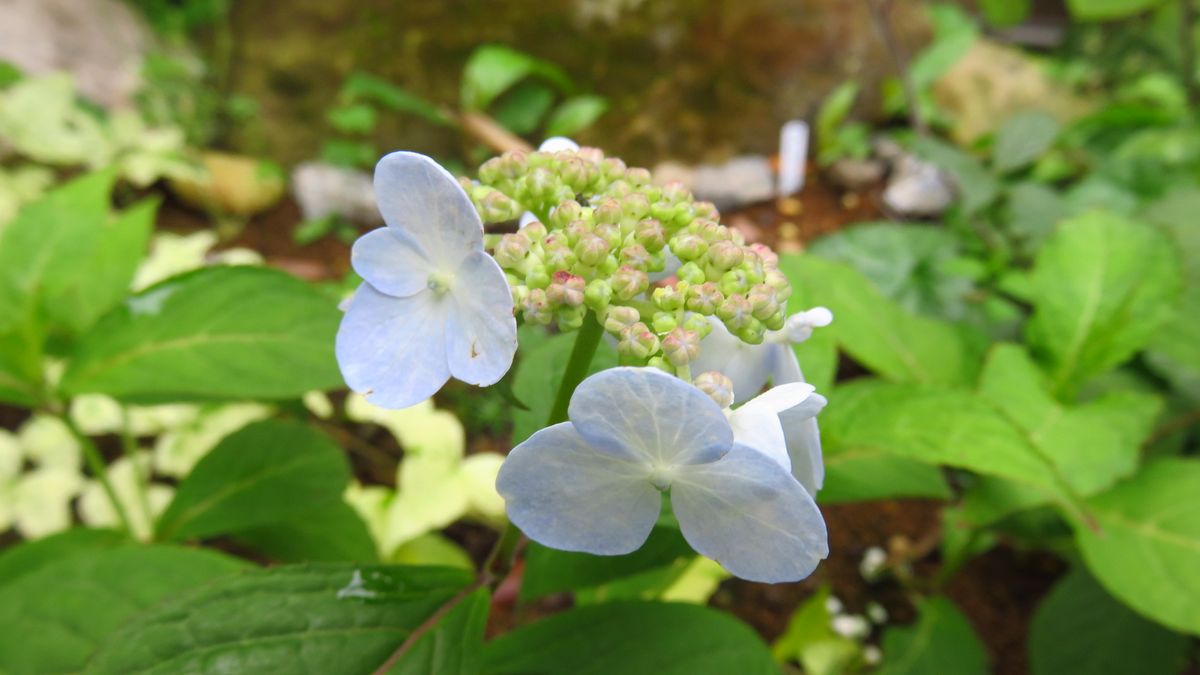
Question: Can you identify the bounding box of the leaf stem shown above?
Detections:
[120,410,154,538]
[546,311,605,426]
[64,415,135,536]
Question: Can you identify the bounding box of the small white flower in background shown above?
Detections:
[860,545,889,581]
[866,601,889,625]
[153,404,274,478]
[825,594,845,616]
[79,452,174,541]
[496,367,828,583]
[831,614,871,640]
[345,394,507,556]
[336,152,518,409]
[864,645,883,665]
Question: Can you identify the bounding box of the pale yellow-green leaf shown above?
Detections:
[12,468,83,539]
[153,403,273,478]
[17,415,80,471]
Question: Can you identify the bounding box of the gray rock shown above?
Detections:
[0,0,153,109]
[882,155,955,218]
[827,157,885,192]
[690,155,774,211]
[291,162,383,225]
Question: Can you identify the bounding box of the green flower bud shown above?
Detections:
[541,233,576,270]
[593,197,622,225]
[719,268,751,296]
[685,282,724,314]
[598,253,620,276]
[749,243,779,268]
[595,221,622,248]
[677,261,706,285]
[556,304,587,331]
[646,251,667,273]
[525,167,556,203]
[521,288,553,325]
[549,199,585,229]
[612,265,649,300]
[522,220,548,242]
[622,193,650,221]
[574,232,610,266]
[546,271,586,307]
[649,200,676,223]
[480,190,521,222]
[651,311,678,334]
[661,181,690,205]
[525,264,551,290]
[682,312,712,337]
[694,371,734,409]
[706,240,744,271]
[646,355,672,373]
[661,328,701,367]
[763,308,786,331]
[717,294,753,330]
[736,317,766,344]
[620,243,652,270]
[765,268,789,292]
[625,167,652,187]
[494,232,531,269]
[671,233,708,262]
[603,305,641,334]
[739,257,765,285]
[478,157,504,184]
[635,219,667,253]
[560,158,593,192]
[585,279,613,312]
[747,283,780,321]
[605,180,633,199]
[601,157,627,181]
[694,201,719,220]
[694,219,729,244]
[618,322,659,360]
[652,285,685,312]
[509,282,528,307]
[564,220,590,246]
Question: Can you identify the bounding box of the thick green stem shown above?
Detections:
[65,416,135,536]
[546,311,605,426]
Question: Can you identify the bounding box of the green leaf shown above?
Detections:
[327,103,377,134]
[461,45,573,111]
[85,564,473,674]
[979,0,1032,26]
[544,95,608,137]
[1029,567,1188,675]
[1026,212,1182,394]
[491,81,556,135]
[808,223,974,320]
[232,500,379,563]
[61,266,344,403]
[1066,0,1166,20]
[482,601,777,675]
[993,110,1061,174]
[341,73,450,126]
[1143,188,1200,400]
[816,82,860,146]
[781,259,838,393]
[1075,458,1200,635]
[0,545,247,675]
[773,586,861,675]
[156,419,350,541]
[979,344,1160,496]
[387,588,489,675]
[0,528,125,590]
[1004,181,1067,254]
[520,524,693,601]
[511,327,617,444]
[0,327,41,406]
[779,255,982,387]
[818,381,950,504]
[912,137,999,215]
[877,597,987,675]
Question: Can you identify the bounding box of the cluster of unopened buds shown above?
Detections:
[334,139,834,583]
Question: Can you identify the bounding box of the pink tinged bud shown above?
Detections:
[564,220,591,246]
[606,180,633,199]
[526,167,556,201]
[718,294,753,329]
[622,193,651,221]
[522,288,553,325]
[541,235,576,270]
[577,146,605,164]
[550,200,585,229]
[546,271,586,307]
[574,233,610,266]
[561,158,592,191]
[480,190,519,222]
[661,181,691,205]
[694,219,729,244]
[694,371,735,409]
[694,201,719,220]
[635,219,667,252]
[661,328,701,367]
[677,261,706,285]
[593,197,623,225]
[494,232,532,269]
[747,284,780,321]
[601,157,627,181]
[652,285,685,312]
[749,243,779,268]
[617,322,660,360]
[594,221,622,248]
[603,304,641,334]
[522,220,548,241]
[503,150,529,178]
[612,265,649,300]
[685,282,724,314]
[625,167,652,186]
[706,240,745,271]
[620,244,652,270]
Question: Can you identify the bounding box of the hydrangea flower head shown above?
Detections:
[496,367,828,583]
[337,152,518,409]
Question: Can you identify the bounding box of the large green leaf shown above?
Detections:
[156,420,350,541]
[1026,212,1182,394]
[61,266,344,402]
[0,528,126,590]
[993,110,1061,174]
[1143,188,1200,399]
[1029,567,1188,675]
[461,45,573,111]
[1066,0,1166,20]
[0,326,42,406]
[979,344,1160,495]
[482,601,777,675]
[520,524,693,601]
[231,499,379,563]
[778,255,982,387]
[511,326,617,444]
[387,588,489,675]
[544,95,608,137]
[877,597,987,675]
[0,545,248,675]
[818,381,950,504]
[85,564,473,674]
[780,255,838,392]
[1075,458,1200,634]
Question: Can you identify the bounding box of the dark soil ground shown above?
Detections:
[2,166,1082,675]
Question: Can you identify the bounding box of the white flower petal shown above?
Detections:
[728,406,790,473]
[739,382,816,416]
[496,422,661,555]
[336,283,451,409]
[373,152,482,268]
[538,137,580,153]
[770,346,805,387]
[445,251,517,386]
[671,444,828,583]
[692,316,775,403]
[350,227,435,298]
[780,393,827,495]
[568,367,732,465]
